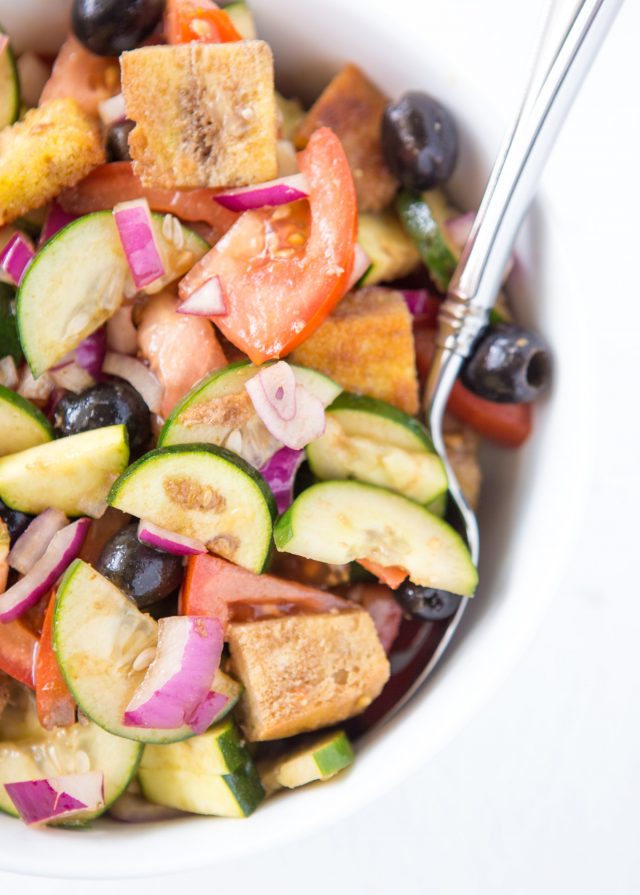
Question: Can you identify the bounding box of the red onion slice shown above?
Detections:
[102,352,163,414]
[177,276,226,317]
[214,173,310,212]
[74,328,107,380]
[39,202,77,247]
[137,520,206,556]
[4,772,104,826]
[0,518,90,623]
[50,362,95,393]
[400,289,442,326]
[106,306,138,356]
[124,616,224,731]
[98,92,126,128]
[9,508,69,575]
[248,361,297,422]
[0,232,34,286]
[246,367,326,450]
[344,243,371,293]
[113,198,165,290]
[260,447,305,515]
[185,690,229,735]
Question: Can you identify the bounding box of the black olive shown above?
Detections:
[462,323,551,404]
[106,119,135,162]
[96,524,184,609]
[382,91,458,191]
[54,378,151,457]
[395,581,462,622]
[0,498,33,543]
[72,0,164,56]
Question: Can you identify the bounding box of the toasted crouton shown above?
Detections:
[443,417,482,509]
[0,98,105,226]
[291,287,419,414]
[121,42,277,190]
[228,610,390,741]
[294,64,398,212]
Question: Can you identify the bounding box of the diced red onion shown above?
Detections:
[137,519,206,556]
[214,174,310,212]
[108,787,185,823]
[16,52,50,108]
[250,361,297,422]
[0,232,34,286]
[39,202,77,247]
[344,244,371,293]
[177,276,226,317]
[74,328,106,380]
[102,351,162,414]
[0,518,90,623]
[113,199,165,290]
[98,92,126,128]
[50,362,95,394]
[106,306,138,356]
[246,365,326,451]
[9,508,69,575]
[401,289,442,326]
[0,356,18,390]
[124,616,224,731]
[4,772,104,826]
[185,690,229,735]
[18,367,54,403]
[260,447,305,515]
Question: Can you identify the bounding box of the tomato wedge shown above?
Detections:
[357,558,407,590]
[35,591,76,730]
[39,36,120,118]
[165,0,242,44]
[58,162,238,239]
[180,554,351,628]
[0,619,37,688]
[179,127,358,364]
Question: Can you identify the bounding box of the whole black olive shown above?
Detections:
[72,0,165,56]
[382,91,458,191]
[395,581,462,622]
[0,498,33,543]
[462,323,551,403]
[106,119,135,162]
[96,524,184,609]
[54,378,151,457]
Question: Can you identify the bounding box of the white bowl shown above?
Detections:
[0,0,592,878]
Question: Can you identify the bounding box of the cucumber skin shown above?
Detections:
[313,731,355,778]
[0,283,22,363]
[326,392,434,451]
[396,191,457,292]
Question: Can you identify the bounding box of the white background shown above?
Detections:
[2,0,639,892]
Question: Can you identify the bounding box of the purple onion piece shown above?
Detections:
[260,446,305,515]
[8,508,69,575]
[137,519,206,556]
[4,772,104,826]
[39,203,77,247]
[214,173,310,212]
[74,328,107,380]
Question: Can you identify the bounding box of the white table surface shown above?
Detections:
[2,1,639,892]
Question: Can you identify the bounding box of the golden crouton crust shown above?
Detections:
[294,64,398,213]
[121,42,278,190]
[228,609,390,741]
[291,287,420,414]
[0,98,105,226]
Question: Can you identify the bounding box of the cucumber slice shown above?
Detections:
[274,480,477,596]
[54,560,239,744]
[140,718,248,778]
[260,730,354,795]
[139,754,264,818]
[0,282,22,363]
[0,685,141,823]
[0,25,19,129]
[225,1,257,39]
[306,393,447,504]
[159,361,341,468]
[109,444,276,572]
[0,424,129,517]
[17,211,208,377]
[357,211,420,287]
[0,384,53,456]
[396,190,459,292]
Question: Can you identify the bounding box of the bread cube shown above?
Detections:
[291,287,420,414]
[0,98,104,226]
[294,64,398,212]
[228,609,390,741]
[121,42,278,190]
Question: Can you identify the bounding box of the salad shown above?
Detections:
[0,0,550,828]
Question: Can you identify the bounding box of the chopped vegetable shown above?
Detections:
[4,772,105,826]
[0,618,38,687]
[39,35,120,118]
[260,730,354,794]
[177,276,226,317]
[113,198,165,289]
[9,508,68,575]
[0,232,34,286]
[356,559,407,590]
[348,583,403,653]
[214,174,310,212]
[0,384,54,456]
[102,352,163,415]
[245,362,326,450]
[35,591,76,730]
[165,0,243,45]
[259,447,305,515]
[137,520,206,556]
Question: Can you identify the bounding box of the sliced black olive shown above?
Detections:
[72,0,164,56]
[462,323,551,403]
[106,119,135,162]
[395,581,462,622]
[54,378,151,457]
[96,524,184,609]
[382,91,458,191]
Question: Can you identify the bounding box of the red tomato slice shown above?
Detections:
[0,619,37,688]
[180,554,351,629]
[357,558,407,590]
[165,0,242,44]
[138,292,228,418]
[58,162,238,240]
[179,127,358,364]
[39,35,120,118]
[35,592,76,730]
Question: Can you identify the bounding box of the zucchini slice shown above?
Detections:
[274,480,477,596]
[0,282,22,363]
[0,26,19,129]
[54,560,240,745]
[396,189,459,292]
[224,1,257,39]
[260,730,354,795]
[0,384,53,456]
[17,211,208,377]
[140,717,248,778]
[109,443,277,573]
[357,210,420,286]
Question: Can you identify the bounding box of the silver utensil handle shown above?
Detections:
[425,0,623,411]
